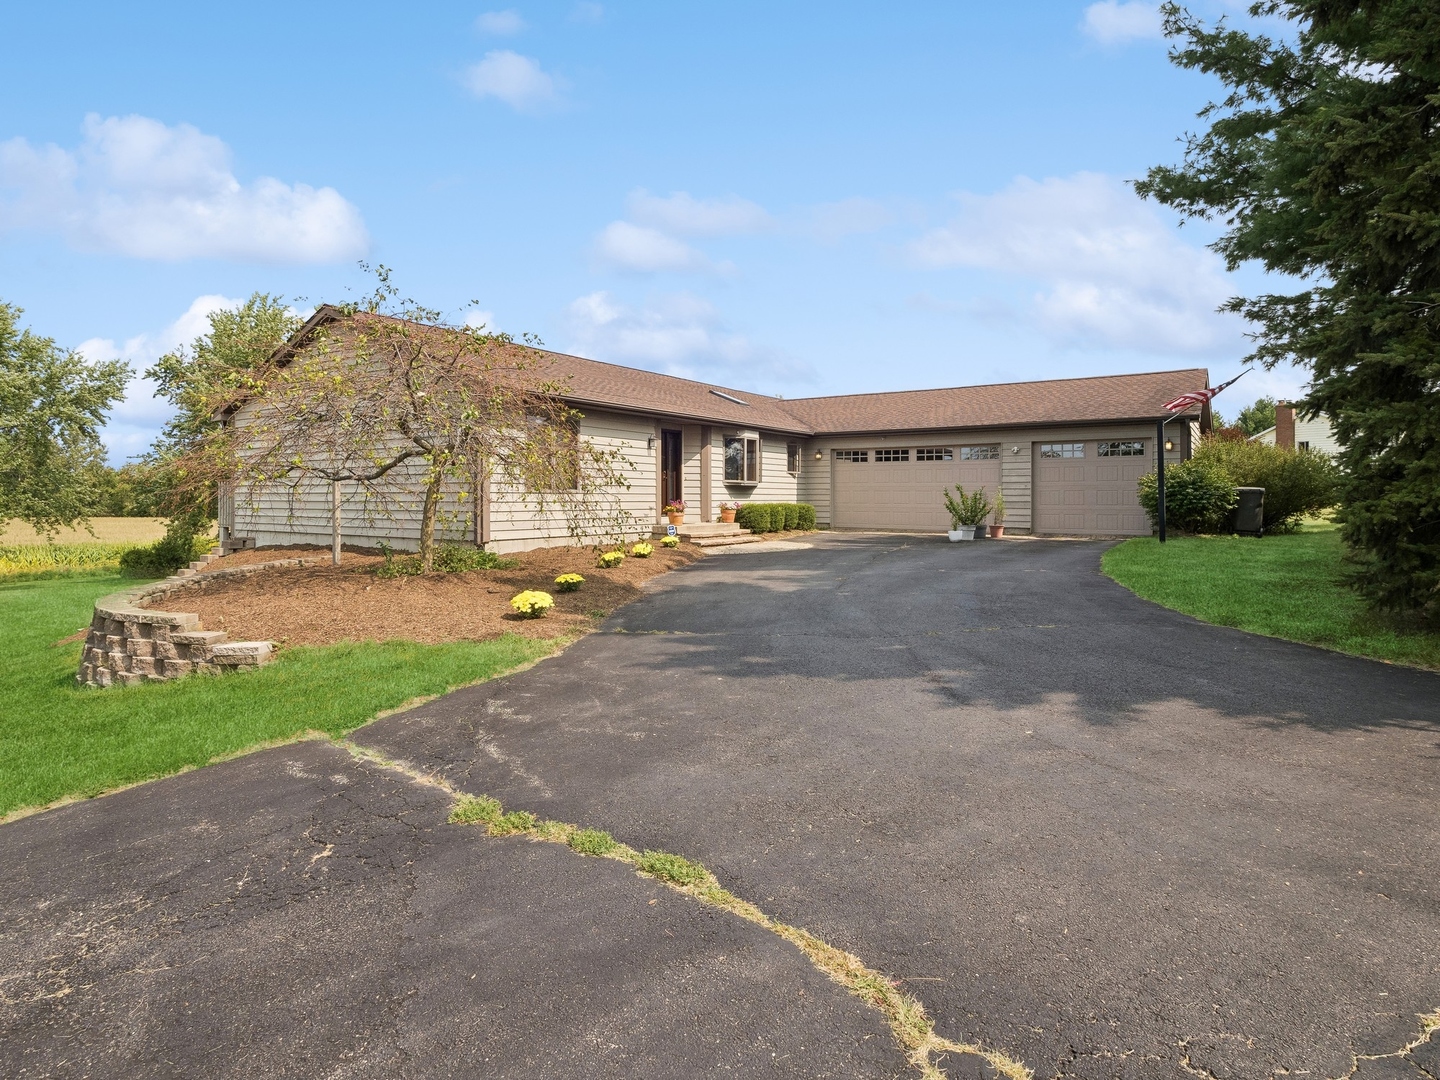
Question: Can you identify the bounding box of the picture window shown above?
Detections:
[724,435,761,484]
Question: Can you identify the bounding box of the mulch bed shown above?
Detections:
[181,543,702,646]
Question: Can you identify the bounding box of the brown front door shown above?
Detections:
[661,429,684,509]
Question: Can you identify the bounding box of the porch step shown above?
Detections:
[689,533,772,548]
[651,522,743,539]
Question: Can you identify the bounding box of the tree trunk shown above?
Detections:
[331,480,342,566]
[419,471,442,572]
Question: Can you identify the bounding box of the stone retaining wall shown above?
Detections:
[77,558,319,688]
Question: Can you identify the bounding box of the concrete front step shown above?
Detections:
[651,521,743,539]
[689,533,772,548]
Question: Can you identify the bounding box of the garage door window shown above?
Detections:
[914,447,952,461]
[875,449,909,462]
[959,445,1000,460]
[1097,441,1145,457]
[835,450,868,462]
[1039,443,1085,458]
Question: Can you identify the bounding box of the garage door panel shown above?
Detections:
[1033,441,1151,536]
[834,451,1001,531]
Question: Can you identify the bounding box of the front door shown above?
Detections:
[661,429,684,512]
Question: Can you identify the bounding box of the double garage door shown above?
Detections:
[832,447,1001,531]
[831,439,1153,535]
[1033,439,1150,535]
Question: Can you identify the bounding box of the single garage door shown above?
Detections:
[1033,439,1150,535]
[833,445,1002,531]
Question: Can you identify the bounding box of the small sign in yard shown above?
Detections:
[666,525,677,536]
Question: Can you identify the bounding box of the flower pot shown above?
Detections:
[948,526,977,542]
[667,513,684,526]
[718,509,736,524]
[990,524,1005,538]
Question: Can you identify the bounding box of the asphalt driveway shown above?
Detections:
[4,534,1439,1078]
[354,533,1440,1078]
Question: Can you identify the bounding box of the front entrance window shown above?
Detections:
[661,429,683,508]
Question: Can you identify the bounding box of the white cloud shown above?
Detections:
[0,115,368,262]
[908,172,1242,356]
[566,291,813,387]
[464,309,499,331]
[76,294,242,463]
[593,220,718,273]
[475,9,525,34]
[464,50,561,110]
[805,197,894,242]
[1081,1,1163,44]
[625,190,771,236]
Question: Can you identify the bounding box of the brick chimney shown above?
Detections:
[1275,403,1296,449]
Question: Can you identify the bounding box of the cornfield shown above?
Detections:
[0,543,138,581]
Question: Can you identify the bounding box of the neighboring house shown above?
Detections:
[221,306,1209,552]
[1250,404,1340,456]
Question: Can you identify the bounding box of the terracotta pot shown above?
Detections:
[667,513,684,526]
[991,524,1005,537]
[718,509,736,523]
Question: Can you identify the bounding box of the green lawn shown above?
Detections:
[1102,521,1440,670]
[1,573,559,819]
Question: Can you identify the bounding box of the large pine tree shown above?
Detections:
[1137,0,1440,615]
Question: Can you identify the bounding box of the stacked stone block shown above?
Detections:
[76,563,291,688]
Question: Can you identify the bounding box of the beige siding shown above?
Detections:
[797,440,829,523]
[1000,449,1032,533]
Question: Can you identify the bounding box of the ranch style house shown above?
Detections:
[220,306,1209,552]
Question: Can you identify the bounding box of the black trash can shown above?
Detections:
[1230,486,1265,536]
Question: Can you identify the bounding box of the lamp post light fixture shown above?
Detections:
[1164,438,1175,452]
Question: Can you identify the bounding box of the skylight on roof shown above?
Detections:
[710,389,749,406]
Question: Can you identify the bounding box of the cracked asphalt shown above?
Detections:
[4,533,1438,1078]
[351,534,1440,1078]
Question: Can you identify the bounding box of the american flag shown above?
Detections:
[1163,370,1248,413]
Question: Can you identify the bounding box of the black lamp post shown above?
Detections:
[1156,417,1168,543]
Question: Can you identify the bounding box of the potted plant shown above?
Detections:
[943,484,992,541]
[717,500,739,524]
[663,499,685,526]
[990,491,1006,538]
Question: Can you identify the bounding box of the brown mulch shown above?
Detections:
[180,543,703,646]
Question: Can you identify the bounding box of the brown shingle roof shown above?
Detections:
[277,308,1207,435]
[779,368,1210,434]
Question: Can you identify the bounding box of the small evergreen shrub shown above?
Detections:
[1138,459,1238,534]
[796,503,817,530]
[782,503,800,530]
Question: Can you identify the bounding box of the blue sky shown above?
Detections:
[0,1,1301,462]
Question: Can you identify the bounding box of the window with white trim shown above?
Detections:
[959,445,1000,460]
[1097,441,1145,457]
[915,447,953,461]
[787,441,801,474]
[875,448,909,462]
[835,450,868,462]
[1039,443,1084,458]
[724,435,760,484]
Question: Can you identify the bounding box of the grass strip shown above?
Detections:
[440,785,1032,1079]
[1102,523,1440,670]
[0,574,560,819]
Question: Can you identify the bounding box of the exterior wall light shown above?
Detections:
[1011,446,1021,454]
[814,450,823,460]
[1164,439,1175,452]
[646,435,655,450]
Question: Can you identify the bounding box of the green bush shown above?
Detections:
[735,502,815,533]
[118,530,213,578]
[1138,459,1238,534]
[1192,438,1340,533]
[432,544,516,572]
